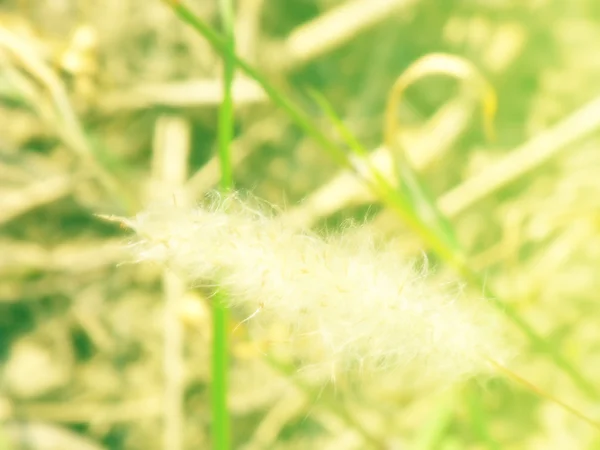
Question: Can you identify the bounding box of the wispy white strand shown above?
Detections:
[125,192,509,384]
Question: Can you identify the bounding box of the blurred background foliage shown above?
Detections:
[1,0,600,448]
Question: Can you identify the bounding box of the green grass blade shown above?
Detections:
[218,0,235,192]
[394,160,462,252]
[307,88,460,264]
[308,88,462,253]
[212,0,235,448]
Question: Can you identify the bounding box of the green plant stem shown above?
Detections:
[162,0,599,401]
[218,0,235,191]
[212,292,230,450]
[212,0,235,448]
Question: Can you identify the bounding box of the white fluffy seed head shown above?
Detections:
[125,192,510,384]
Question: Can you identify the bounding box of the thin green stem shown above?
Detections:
[218,0,235,191]
[212,293,230,450]
[212,0,235,448]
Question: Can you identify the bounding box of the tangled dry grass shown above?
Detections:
[2,0,600,449]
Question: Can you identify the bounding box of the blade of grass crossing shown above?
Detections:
[307,88,462,265]
[310,88,463,254]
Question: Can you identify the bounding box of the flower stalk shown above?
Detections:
[127,194,509,384]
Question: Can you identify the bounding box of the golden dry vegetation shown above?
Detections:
[1,0,600,449]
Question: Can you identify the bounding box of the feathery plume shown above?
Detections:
[123,192,508,384]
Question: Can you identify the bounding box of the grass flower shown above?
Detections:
[123,192,509,385]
